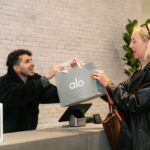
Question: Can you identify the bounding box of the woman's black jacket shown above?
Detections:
[106,62,150,150]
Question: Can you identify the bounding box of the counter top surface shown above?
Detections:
[1,124,103,146]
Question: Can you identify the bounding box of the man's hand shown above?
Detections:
[70,58,85,68]
[44,65,64,80]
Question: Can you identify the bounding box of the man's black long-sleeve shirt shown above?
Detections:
[0,69,59,133]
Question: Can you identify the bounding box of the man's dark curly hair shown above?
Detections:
[6,49,32,69]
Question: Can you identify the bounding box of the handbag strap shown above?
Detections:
[106,91,122,122]
[108,103,112,113]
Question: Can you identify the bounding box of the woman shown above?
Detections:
[91,24,150,150]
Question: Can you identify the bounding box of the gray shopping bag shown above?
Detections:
[55,63,105,106]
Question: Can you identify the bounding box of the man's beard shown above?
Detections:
[20,70,35,77]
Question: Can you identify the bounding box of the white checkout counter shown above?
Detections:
[0,124,111,150]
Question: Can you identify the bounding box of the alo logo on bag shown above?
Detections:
[69,77,84,90]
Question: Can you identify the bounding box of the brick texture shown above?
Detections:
[0,0,142,129]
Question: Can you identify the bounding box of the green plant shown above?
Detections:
[145,19,150,24]
[123,19,150,75]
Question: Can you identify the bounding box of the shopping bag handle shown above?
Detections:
[76,60,82,69]
[61,60,82,73]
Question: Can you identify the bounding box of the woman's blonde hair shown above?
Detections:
[133,24,150,62]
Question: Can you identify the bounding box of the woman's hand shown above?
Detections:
[45,65,64,80]
[91,70,110,87]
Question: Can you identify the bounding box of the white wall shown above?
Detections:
[142,0,150,22]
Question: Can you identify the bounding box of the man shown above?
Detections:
[0,49,65,133]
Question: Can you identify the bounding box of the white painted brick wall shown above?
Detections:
[0,0,142,129]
